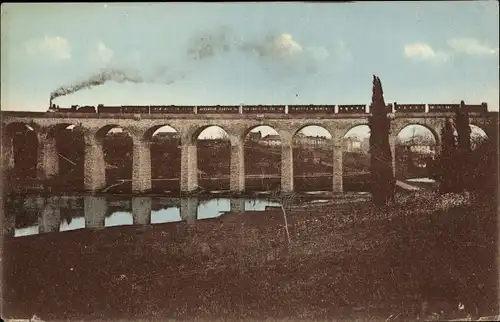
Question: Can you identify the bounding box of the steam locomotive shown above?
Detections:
[47,104,196,114]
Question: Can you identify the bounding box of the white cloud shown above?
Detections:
[90,41,113,66]
[97,41,114,64]
[241,33,330,62]
[24,35,71,60]
[447,37,498,56]
[403,43,449,63]
[305,46,330,61]
[274,33,303,57]
[404,38,498,64]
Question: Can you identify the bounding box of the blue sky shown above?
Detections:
[1,2,498,138]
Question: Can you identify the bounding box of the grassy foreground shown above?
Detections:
[2,192,498,321]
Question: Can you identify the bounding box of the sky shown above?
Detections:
[1,2,498,139]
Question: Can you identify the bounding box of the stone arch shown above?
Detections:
[45,123,86,191]
[395,124,438,145]
[292,123,334,139]
[392,122,441,147]
[243,125,282,192]
[469,123,489,138]
[394,124,438,180]
[342,122,370,138]
[144,124,181,142]
[95,124,133,141]
[4,122,39,180]
[242,123,282,141]
[195,125,232,192]
[4,121,39,136]
[292,125,334,192]
[147,124,182,193]
[94,124,134,193]
[190,124,232,145]
[463,124,490,150]
[342,125,371,192]
[45,123,80,138]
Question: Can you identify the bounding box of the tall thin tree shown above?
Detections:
[455,101,472,191]
[437,118,459,193]
[368,75,395,206]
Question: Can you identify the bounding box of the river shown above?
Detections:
[3,194,285,237]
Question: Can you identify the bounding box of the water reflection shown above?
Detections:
[4,195,285,237]
[14,225,39,237]
[151,207,182,224]
[60,217,85,232]
[105,212,133,227]
[197,198,231,220]
[245,199,281,211]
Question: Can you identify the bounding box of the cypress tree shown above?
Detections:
[437,118,459,193]
[455,101,472,191]
[368,75,395,206]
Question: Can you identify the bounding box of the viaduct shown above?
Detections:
[1,102,498,194]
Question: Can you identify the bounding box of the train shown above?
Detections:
[46,102,488,115]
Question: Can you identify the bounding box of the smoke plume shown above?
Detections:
[50,26,330,102]
[186,26,233,61]
[50,68,142,101]
[50,67,185,101]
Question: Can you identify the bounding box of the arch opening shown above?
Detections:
[293,125,332,192]
[5,122,38,182]
[197,126,231,192]
[52,124,85,192]
[453,124,489,150]
[395,124,437,184]
[150,125,181,193]
[100,126,133,193]
[244,126,282,192]
[343,125,370,192]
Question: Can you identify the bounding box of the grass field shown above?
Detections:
[2,192,498,321]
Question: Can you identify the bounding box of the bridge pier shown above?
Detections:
[2,210,16,237]
[230,143,245,193]
[332,140,343,192]
[132,197,151,225]
[132,139,152,193]
[84,135,106,192]
[84,196,107,229]
[230,198,245,212]
[2,135,14,172]
[180,197,198,224]
[281,143,294,192]
[37,133,59,180]
[390,137,396,178]
[180,143,198,192]
[39,197,61,233]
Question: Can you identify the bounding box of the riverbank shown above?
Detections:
[2,192,498,321]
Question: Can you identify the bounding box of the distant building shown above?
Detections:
[294,133,330,147]
[247,131,262,141]
[399,134,436,156]
[260,134,281,147]
[361,137,370,153]
[405,145,435,155]
[153,132,180,141]
[344,136,363,152]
